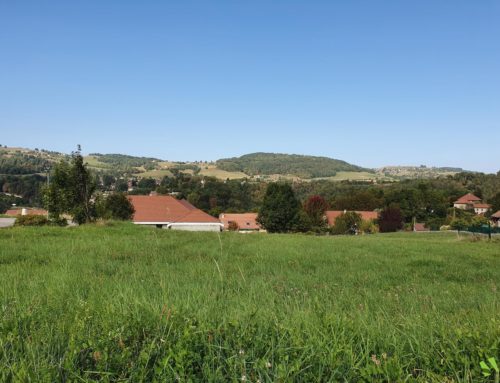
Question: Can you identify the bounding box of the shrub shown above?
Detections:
[96,193,135,220]
[331,212,362,235]
[359,219,379,234]
[15,214,48,226]
[379,206,403,233]
[227,221,239,231]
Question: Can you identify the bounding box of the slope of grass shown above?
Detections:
[0,225,498,382]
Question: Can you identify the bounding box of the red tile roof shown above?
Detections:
[219,213,261,230]
[473,203,491,209]
[492,211,500,219]
[325,210,378,226]
[413,223,429,232]
[454,193,481,204]
[128,195,220,223]
[5,208,48,216]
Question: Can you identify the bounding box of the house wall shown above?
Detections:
[167,223,222,232]
[454,203,468,210]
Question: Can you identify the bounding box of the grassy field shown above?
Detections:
[0,225,498,382]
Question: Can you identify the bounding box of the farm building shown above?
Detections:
[128,195,223,231]
[325,210,378,226]
[453,193,491,214]
[219,213,262,232]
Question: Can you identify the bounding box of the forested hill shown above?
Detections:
[216,152,370,178]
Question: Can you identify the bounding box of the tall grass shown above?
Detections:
[0,223,498,382]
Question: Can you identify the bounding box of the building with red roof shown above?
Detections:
[128,195,223,231]
[325,210,378,226]
[453,193,491,214]
[219,213,262,232]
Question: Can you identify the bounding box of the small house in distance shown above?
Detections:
[453,193,491,214]
[128,195,223,231]
[219,213,262,232]
[325,210,378,226]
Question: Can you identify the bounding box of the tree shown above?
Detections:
[257,183,301,233]
[331,211,362,235]
[42,147,96,224]
[450,218,468,232]
[379,206,403,233]
[96,192,135,220]
[303,195,328,229]
[489,192,500,213]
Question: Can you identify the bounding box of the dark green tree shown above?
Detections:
[42,147,96,224]
[96,192,135,220]
[257,183,301,233]
[331,211,362,235]
[488,192,500,213]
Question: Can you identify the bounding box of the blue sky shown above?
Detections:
[1,1,499,172]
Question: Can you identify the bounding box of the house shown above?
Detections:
[219,213,262,232]
[325,210,378,226]
[472,203,491,215]
[453,193,491,214]
[5,208,48,217]
[128,195,223,231]
[491,211,500,228]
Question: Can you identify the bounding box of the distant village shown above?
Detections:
[5,192,500,233]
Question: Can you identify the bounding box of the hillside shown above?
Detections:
[0,146,468,183]
[216,152,371,178]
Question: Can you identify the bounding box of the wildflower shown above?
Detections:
[371,354,381,366]
[93,351,102,362]
[241,375,247,381]
[266,361,272,368]
[239,349,245,356]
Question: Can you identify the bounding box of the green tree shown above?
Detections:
[96,192,135,220]
[489,192,500,213]
[331,211,362,235]
[42,147,96,224]
[257,183,301,233]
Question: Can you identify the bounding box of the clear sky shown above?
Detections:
[1,1,499,172]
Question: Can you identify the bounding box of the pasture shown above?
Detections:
[0,224,498,382]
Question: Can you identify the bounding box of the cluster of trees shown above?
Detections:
[256,183,401,235]
[43,148,134,224]
[216,152,369,178]
[0,174,45,205]
[0,153,50,174]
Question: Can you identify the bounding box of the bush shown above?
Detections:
[331,212,362,235]
[15,214,48,226]
[227,221,239,231]
[96,193,135,220]
[359,219,379,234]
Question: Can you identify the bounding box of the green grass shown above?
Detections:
[0,224,498,382]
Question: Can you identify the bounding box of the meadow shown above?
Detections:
[0,224,498,382]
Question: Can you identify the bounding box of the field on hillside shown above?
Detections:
[0,225,499,382]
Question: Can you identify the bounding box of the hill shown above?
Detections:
[0,224,498,381]
[216,152,371,178]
